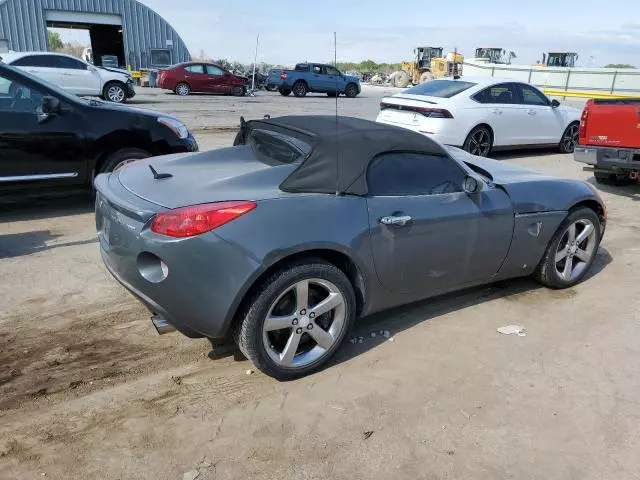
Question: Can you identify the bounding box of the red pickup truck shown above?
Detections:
[574,98,640,185]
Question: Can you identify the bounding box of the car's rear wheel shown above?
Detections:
[279,88,291,96]
[175,82,190,96]
[533,207,602,289]
[102,81,127,103]
[293,81,308,97]
[235,260,356,380]
[100,147,151,173]
[231,85,245,97]
[594,171,635,186]
[559,122,579,153]
[463,126,493,157]
[344,83,359,98]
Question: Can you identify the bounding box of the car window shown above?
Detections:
[247,128,311,165]
[11,54,58,68]
[185,65,205,74]
[324,66,340,76]
[312,65,322,74]
[519,84,550,106]
[403,80,476,98]
[367,152,465,196]
[56,56,87,70]
[294,64,310,72]
[473,83,518,104]
[0,73,44,113]
[206,65,225,75]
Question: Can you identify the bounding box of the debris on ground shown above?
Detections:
[388,337,395,342]
[382,331,391,338]
[171,376,182,385]
[371,332,377,338]
[183,469,200,480]
[497,325,526,336]
[245,369,253,375]
[363,431,374,440]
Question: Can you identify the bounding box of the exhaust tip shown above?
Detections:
[151,314,176,335]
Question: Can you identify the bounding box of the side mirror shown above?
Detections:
[551,99,560,108]
[463,175,481,194]
[41,96,60,115]
[38,96,60,123]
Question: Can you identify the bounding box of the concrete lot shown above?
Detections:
[2,87,639,480]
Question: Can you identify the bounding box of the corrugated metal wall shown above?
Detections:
[0,0,191,70]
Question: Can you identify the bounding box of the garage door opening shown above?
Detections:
[46,11,126,69]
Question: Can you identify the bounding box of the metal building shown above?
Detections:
[0,0,191,71]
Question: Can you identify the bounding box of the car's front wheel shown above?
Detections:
[102,81,127,103]
[279,88,291,96]
[533,207,602,289]
[231,85,245,97]
[559,122,579,153]
[344,83,359,98]
[100,147,151,173]
[463,126,493,157]
[235,260,356,380]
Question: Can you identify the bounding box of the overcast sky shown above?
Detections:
[55,0,640,67]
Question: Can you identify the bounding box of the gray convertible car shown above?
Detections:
[95,115,606,380]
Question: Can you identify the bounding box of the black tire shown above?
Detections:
[292,81,308,97]
[102,81,127,103]
[279,88,291,96]
[559,122,579,153]
[344,83,359,98]
[463,126,493,157]
[594,171,635,186]
[235,260,356,380]
[266,85,278,92]
[533,207,602,289]
[175,82,190,96]
[231,85,245,97]
[100,147,151,173]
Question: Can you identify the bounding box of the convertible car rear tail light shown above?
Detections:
[150,201,257,238]
[379,102,453,118]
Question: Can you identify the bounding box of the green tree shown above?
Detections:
[603,63,635,69]
[47,30,63,51]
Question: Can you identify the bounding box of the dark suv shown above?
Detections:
[0,62,198,195]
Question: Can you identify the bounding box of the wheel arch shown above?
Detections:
[466,123,494,142]
[91,130,160,177]
[568,198,606,225]
[224,246,369,338]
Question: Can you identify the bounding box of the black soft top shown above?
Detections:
[236,115,449,195]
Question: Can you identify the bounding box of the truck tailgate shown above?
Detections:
[583,99,640,149]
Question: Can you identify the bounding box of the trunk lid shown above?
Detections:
[582,99,640,149]
[116,146,296,209]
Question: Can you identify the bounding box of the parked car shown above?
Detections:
[376,76,581,156]
[574,98,640,185]
[156,62,248,96]
[95,115,606,380]
[266,63,361,98]
[0,51,135,103]
[0,62,197,194]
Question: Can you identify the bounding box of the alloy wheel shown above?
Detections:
[468,129,491,156]
[107,85,125,103]
[262,278,346,368]
[176,84,189,96]
[554,219,598,281]
[562,124,579,153]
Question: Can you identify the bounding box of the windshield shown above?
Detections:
[403,79,476,98]
[247,128,312,165]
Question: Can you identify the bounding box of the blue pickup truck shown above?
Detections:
[267,63,361,98]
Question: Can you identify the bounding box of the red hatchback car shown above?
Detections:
[157,62,248,96]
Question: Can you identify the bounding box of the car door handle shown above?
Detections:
[527,109,537,115]
[380,215,412,226]
[491,108,502,114]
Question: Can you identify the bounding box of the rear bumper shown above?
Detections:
[95,176,259,340]
[574,145,640,170]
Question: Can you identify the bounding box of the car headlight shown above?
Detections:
[158,117,189,139]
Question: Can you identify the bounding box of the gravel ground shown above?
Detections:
[2,86,638,480]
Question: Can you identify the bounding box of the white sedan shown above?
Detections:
[376,76,581,156]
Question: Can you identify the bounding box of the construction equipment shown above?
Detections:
[473,48,516,64]
[536,52,579,68]
[394,47,463,88]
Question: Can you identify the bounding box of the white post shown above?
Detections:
[251,34,259,94]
